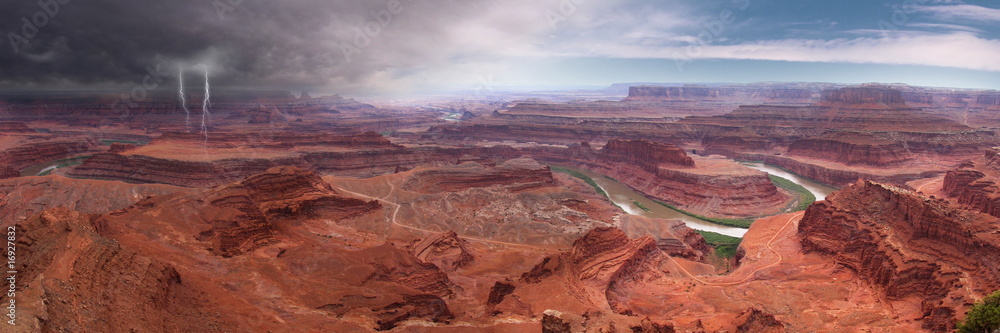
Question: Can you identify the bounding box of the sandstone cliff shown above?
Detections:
[799,180,1000,330]
[787,136,913,166]
[6,208,230,332]
[820,86,906,107]
[402,158,555,193]
[943,149,1000,218]
[602,139,694,169]
[199,166,381,256]
[0,138,97,170]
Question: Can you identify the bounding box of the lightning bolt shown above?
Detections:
[178,66,191,132]
[200,65,212,145]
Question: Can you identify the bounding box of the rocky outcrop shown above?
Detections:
[535,140,792,218]
[155,131,399,149]
[486,281,516,307]
[975,92,1000,106]
[93,167,380,257]
[787,136,913,166]
[567,227,689,314]
[798,180,1000,330]
[683,85,971,133]
[567,227,662,283]
[107,142,137,153]
[625,86,719,100]
[65,145,522,187]
[736,153,937,188]
[617,215,713,263]
[68,152,304,187]
[8,208,223,332]
[702,127,773,155]
[820,86,906,106]
[410,231,475,270]
[734,308,787,333]
[0,138,97,170]
[602,139,694,169]
[0,121,33,132]
[402,158,555,193]
[0,165,17,179]
[199,166,379,256]
[943,150,1000,218]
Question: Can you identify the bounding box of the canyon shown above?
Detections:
[2,83,999,331]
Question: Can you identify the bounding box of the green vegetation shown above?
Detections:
[552,166,608,197]
[551,166,624,212]
[99,139,148,146]
[957,291,1000,333]
[36,156,91,176]
[604,175,620,182]
[739,161,840,190]
[632,201,651,212]
[768,174,816,212]
[696,230,742,258]
[652,200,755,228]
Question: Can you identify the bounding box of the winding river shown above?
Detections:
[19,155,91,177]
[556,163,839,238]
[744,162,838,201]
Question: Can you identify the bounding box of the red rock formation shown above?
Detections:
[566,227,689,314]
[93,167,380,257]
[975,92,1000,106]
[787,135,913,166]
[198,166,379,256]
[602,139,695,169]
[410,231,475,270]
[625,85,720,101]
[0,121,33,132]
[0,138,97,170]
[154,131,399,149]
[8,208,231,332]
[0,165,17,179]
[67,152,304,187]
[702,127,773,155]
[486,281,516,307]
[617,215,714,263]
[736,153,938,188]
[734,308,787,333]
[820,86,906,107]
[402,158,555,193]
[107,142,137,153]
[798,180,1000,330]
[943,150,1000,218]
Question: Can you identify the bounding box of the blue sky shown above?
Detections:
[380,0,1000,94]
[2,0,996,93]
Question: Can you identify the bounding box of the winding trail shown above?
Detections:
[915,177,941,194]
[668,211,806,286]
[336,178,807,284]
[335,179,559,252]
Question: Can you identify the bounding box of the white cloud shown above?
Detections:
[917,4,1000,22]
[546,32,1000,72]
[905,23,984,33]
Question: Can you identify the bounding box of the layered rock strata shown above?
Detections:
[798,180,1000,330]
[402,158,555,193]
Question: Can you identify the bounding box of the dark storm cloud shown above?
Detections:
[0,0,545,92]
